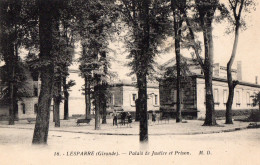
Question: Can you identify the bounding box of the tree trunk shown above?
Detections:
[6,37,16,125]
[94,79,100,130]
[101,84,107,124]
[226,26,240,124]
[8,62,15,125]
[53,97,60,127]
[138,0,150,142]
[203,21,217,126]
[101,100,107,124]
[135,77,141,121]
[13,42,19,120]
[101,52,108,124]
[32,0,55,144]
[63,77,69,120]
[204,69,216,125]
[138,74,148,142]
[32,70,53,144]
[94,84,101,130]
[8,83,15,125]
[85,75,91,119]
[173,6,183,123]
[135,98,141,121]
[53,77,61,127]
[52,105,55,122]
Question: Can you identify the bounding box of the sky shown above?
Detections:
[1,1,259,84]
[108,0,260,84]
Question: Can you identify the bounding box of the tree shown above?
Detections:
[52,8,62,127]
[74,0,118,129]
[195,0,219,126]
[79,43,94,120]
[52,1,75,126]
[170,0,188,123]
[0,1,19,124]
[120,0,170,141]
[225,0,256,124]
[32,0,61,144]
[0,0,38,125]
[183,0,222,126]
[0,60,30,110]
[99,51,109,124]
[59,0,76,120]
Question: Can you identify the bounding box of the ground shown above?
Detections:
[0,119,259,165]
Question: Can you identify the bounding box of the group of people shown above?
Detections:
[112,111,158,127]
[112,111,132,128]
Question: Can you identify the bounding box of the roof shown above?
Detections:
[109,79,159,88]
[193,74,260,88]
[161,56,199,69]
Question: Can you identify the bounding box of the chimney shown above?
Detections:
[256,76,258,84]
[237,61,242,81]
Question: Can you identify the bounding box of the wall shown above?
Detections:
[159,78,196,113]
[0,105,8,116]
[106,86,124,113]
[107,84,160,112]
[196,77,260,118]
[18,97,38,119]
[59,97,86,117]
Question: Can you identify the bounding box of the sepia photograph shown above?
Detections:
[0,0,260,165]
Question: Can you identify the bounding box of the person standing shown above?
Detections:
[152,112,156,125]
[121,112,126,125]
[127,112,132,128]
[112,110,117,126]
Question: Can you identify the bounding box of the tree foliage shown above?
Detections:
[72,0,119,129]
[118,0,171,141]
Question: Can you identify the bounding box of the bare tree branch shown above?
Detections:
[182,12,205,70]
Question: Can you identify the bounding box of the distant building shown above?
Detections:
[0,66,40,120]
[0,67,160,119]
[106,79,160,114]
[160,57,260,119]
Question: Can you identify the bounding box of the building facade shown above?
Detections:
[106,80,160,114]
[160,57,260,119]
[0,67,160,119]
[0,66,40,120]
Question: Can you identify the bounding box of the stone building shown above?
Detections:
[0,65,160,119]
[159,57,260,119]
[106,79,160,114]
[65,70,160,117]
[0,66,40,120]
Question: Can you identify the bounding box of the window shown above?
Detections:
[34,104,38,114]
[22,103,26,114]
[223,90,227,105]
[246,92,250,106]
[214,89,219,105]
[110,94,114,105]
[34,87,38,97]
[236,91,240,107]
[154,94,158,105]
[130,93,137,106]
[132,94,137,102]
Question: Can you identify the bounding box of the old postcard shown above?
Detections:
[0,0,259,165]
